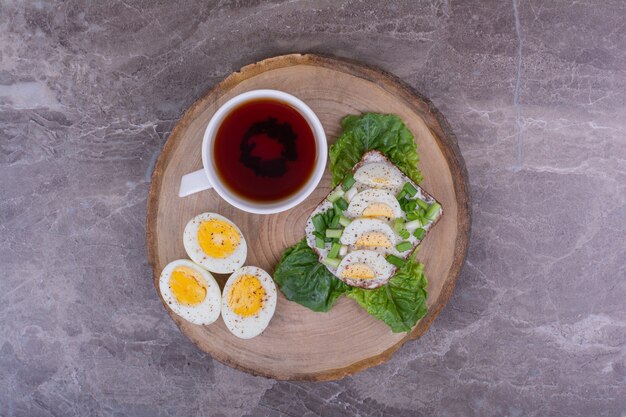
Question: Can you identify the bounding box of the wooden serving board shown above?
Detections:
[146,54,471,381]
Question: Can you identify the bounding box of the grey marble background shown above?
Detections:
[1,0,625,416]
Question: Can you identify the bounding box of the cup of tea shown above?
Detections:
[178,89,327,214]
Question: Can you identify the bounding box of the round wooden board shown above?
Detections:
[147,54,471,381]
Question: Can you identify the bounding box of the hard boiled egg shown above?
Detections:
[335,250,395,289]
[159,259,221,325]
[183,213,247,274]
[340,218,397,249]
[221,266,277,339]
[345,189,403,219]
[354,162,404,190]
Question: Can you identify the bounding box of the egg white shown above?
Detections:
[221,266,277,339]
[183,212,247,274]
[159,259,221,326]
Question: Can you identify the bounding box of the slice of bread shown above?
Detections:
[304,150,443,289]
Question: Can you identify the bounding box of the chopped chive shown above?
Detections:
[406,211,419,221]
[395,241,413,252]
[393,218,405,233]
[413,228,426,240]
[399,229,410,239]
[329,215,340,228]
[312,214,325,232]
[313,230,324,240]
[339,215,352,227]
[325,228,343,239]
[396,190,407,201]
[385,254,405,267]
[327,188,345,203]
[405,200,417,212]
[402,182,418,197]
[315,236,325,248]
[342,174,356,191]
[415,198,429,210]
[345,186,358,202]
[334,197,348,211]
[328,242,341,258]
[331,237,340,244]
[425,203,441,220]
[405,219,422,231]
[322,257,341,268]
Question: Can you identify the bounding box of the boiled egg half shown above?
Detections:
[354,162,404,190]
[335,250,395,289]
[183,212,247,274]
[221,266,277,339]
[340,218,397,249]
[159,259,221,325]
[346,189,402,219]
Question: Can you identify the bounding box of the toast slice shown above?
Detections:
[304,151,443,289]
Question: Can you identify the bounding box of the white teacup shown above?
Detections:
[178,89,327,214]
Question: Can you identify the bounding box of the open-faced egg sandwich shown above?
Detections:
[305,150,443,289]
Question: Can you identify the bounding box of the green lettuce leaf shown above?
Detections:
[347,258,428,332]
[329,113,423,186]
[273,239,349,312]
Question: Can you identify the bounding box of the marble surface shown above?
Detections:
[1,0,625,416]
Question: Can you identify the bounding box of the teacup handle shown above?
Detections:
[179,169,213,197]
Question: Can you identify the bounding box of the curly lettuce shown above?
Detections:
[329,113,423,186]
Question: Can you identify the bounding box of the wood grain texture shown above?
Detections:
[146,54,471,381]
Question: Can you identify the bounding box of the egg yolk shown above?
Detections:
[170,266,207,306]
[355,231,392,248]
[197,219,240,259]
[227,274,266,317]
[371,177,389,185]
[341,263,376,279]
[362,203,394,218]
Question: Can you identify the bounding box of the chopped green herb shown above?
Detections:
[396,190,407,201]
[413,228,426,240]
[402,182,418,197]
[322,257,341,268]
[393,218,405,233]
[415,198,429,211]
[339,215,352,227]
[406,211,419,221]
[342,174,356,191]
[312,214,325,232]
[325,229,343,239]
[399,229,410,239]
[425,203,441,220]
[328,242,341,258]
[327,188,345,203]
[395,241,412,252]
[315,236,325,248]
[334,197,348,211]
[385,254,405,267]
